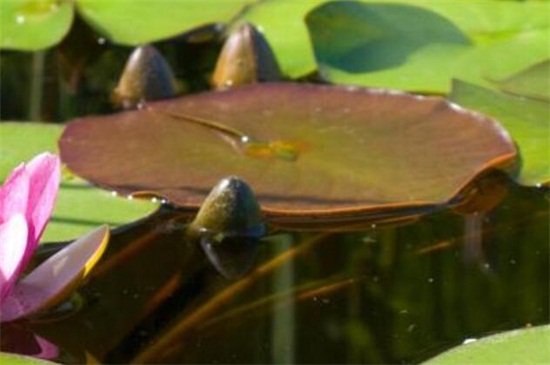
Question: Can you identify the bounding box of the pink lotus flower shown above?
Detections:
[0,153,109,323]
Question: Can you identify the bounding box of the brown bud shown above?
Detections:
[188,176,265,278]
[188,176,265,240]
[212,23,282,90]
[112,45,178,109]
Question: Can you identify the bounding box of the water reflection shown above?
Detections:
[2,181,548,364]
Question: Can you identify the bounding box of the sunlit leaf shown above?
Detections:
[59,83,516,226]
[0,0,74,50]
[423,325,550,365]
[449,80,550,187]
[76,0,252,45]
[0,122,158,242]
[1,0,252,50]
[306,0,550,93]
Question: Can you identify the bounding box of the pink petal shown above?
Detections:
[0,215,28,302]
[0,225,109,322]
[0,153,60,288]
[21,153,61,266]
[0,163,30,225]
[34,334,60,360]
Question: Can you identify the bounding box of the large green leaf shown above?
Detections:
[449,80,550,187]
[1,0,252,50]
[0,122,157,242]
[306,0,550,93]
[59,83,516,227]
[0,0,74,50]
[423,325,550,364]
[76,0,252,45]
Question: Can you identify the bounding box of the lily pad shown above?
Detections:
[0,122,157,242]
[1,0,251,50]
[423,325,550,364]
[449,80,550,187]
[306,0,550,93]
[76,0,251,45]
[0,0,74,50]
[59,83,516,226]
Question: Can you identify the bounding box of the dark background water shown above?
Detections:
[1,14,548,364]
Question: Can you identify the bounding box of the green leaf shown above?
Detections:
[306,0,550,93]
[423,325,550,364]
[76,0,252,45]
[0,352,58,365]
[234,0,331,78]
[449,80,550,187]
[0,122,157,243]
[0,0,74,51]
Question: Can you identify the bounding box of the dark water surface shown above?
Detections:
[4,177,547,364]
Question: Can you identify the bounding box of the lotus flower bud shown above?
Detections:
[112,45,178,109]
[188,176,265,278]
[189,176,265,240]
[212,23,282,90]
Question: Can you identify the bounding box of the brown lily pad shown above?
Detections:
[59,83,516,226]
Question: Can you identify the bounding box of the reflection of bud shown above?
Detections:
[212,23,282,90]
[112,45,177,109]
[200,236,260,279]
[189,176,265,279]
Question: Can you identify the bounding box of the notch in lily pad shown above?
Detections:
[112,45,178,109]
[188,176,265,278]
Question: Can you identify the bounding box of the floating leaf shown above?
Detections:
[0,122,157,242]
[1,0,251,50]
[493,59,550,102]
[423,325,550,365]
[449,80,550,187]
[76,0,251,45]
[0,0,74,50]
[59,83,516,226]
[306,1,550,93]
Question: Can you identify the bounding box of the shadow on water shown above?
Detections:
[2,174,548,364]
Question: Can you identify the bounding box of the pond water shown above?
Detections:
[2,175,548,364]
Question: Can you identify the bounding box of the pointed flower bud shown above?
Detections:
[189,176,265,241]
[112,45,178,109]
[189,176,265,279]
[212,23,282,90]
